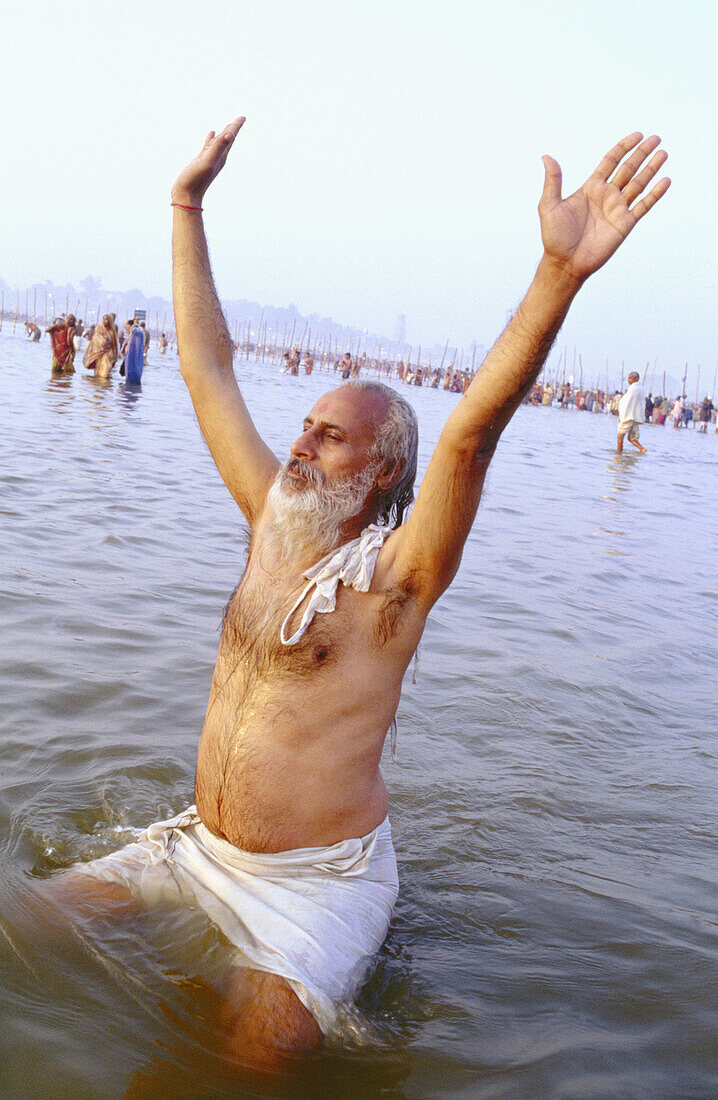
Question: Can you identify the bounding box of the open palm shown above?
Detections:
[539,133,670,282]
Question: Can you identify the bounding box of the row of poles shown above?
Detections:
[0,287,479,378]
[0,288,172,350]
[2,286,714,398]
[230,313,480,380]
[544,346,717,407]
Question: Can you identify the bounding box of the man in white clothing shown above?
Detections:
[43,121,669,1072]
[617,371,648,453]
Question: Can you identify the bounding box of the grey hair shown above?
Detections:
[343,380,418,529]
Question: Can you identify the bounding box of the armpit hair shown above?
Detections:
[375,569,421,646]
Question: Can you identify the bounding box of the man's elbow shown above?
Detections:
[179,340,234,382]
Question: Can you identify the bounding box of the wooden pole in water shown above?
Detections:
[13,290,19,333]
[681,362,688,396]
[439,338,449,374]
[662,370,666,397]
[712,362,718,401]
[65,290,69,314]
[33,288,37,325]
[579,354,583,392]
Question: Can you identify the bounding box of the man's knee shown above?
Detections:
[34,871,140,922]
[221,968,323,1070]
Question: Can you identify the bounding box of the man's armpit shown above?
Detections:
[373,572,423,647]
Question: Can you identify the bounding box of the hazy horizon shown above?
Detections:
[2,0,715,385]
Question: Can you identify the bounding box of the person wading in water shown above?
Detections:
[46,117,669,1071]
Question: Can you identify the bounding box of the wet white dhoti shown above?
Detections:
[71,805,399,1033]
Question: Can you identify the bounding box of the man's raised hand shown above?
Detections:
[538,132,670,284]
[171,116,246,208]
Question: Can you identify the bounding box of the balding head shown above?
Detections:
[340,381,419,528]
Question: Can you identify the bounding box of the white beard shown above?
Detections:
[263,458,379,569]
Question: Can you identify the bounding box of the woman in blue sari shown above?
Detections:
[125,320,145,384]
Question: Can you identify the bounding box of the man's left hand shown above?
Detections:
[538,132,670,284]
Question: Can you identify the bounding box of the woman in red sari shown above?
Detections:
[47,315,77,373]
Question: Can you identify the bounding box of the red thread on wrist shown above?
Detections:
[171,202,203,211]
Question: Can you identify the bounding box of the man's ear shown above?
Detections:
[376,457,405,491]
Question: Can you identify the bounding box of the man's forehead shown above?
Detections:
[306,388,383,430]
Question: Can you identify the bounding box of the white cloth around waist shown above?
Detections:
[70,804,399,1035]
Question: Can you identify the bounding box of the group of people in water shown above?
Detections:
[22,312,715,433]
[24,313,170,384]
[527,379,716,431]
[273,343,472,392]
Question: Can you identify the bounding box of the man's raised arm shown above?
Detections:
[390,132,670,605]
[171,117,279,524]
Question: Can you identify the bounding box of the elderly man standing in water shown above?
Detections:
[617,370,648,454]
[52,118,669,1069]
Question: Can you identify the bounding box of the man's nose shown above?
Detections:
[290,429,316,460]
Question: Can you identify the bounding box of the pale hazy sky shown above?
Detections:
[2,0,715,383]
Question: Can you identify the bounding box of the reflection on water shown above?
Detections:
[1,332,717,1098]
[605,451,641,498]
[598,454,643,553]
[119,381,143,406]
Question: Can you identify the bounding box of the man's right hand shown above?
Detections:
[171,116,245,207]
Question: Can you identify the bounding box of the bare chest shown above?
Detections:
[220,568,358,680]
[216,559,413,682]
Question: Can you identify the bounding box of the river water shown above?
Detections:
[1,332,716,1099]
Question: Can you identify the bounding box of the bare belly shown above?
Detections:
[195,734,390,853]
[193,680,395,853]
